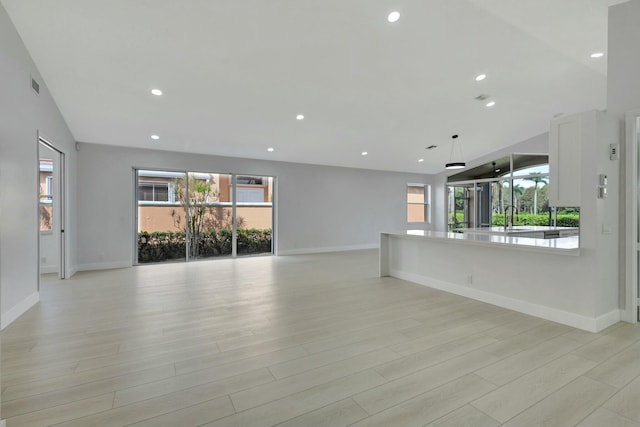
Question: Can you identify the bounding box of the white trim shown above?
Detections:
[67,266,78,277]
[0,419,6,427]
[278,243,378,256]
[75,261,131,272]
[624,110,640,323]
[389,268,618,333]
[407,183,431,225]
[1,291,39,330]
[40,264,58,274]
[595,309,623,332]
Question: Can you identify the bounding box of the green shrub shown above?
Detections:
[138,231,187,263]
[491,213,579,227]
[237,228,272,254]
[138,228,271,263]
[556,215,580,227]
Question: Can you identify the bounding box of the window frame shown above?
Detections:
[137,180,176,204]
[407,183,431,224]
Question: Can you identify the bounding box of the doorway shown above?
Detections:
[38,138,66,280]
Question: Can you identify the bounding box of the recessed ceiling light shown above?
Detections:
[361,151,368,156]
[296,114,304,120]
[590,52,604,58]
[267,147,275,152]
[387,11,400,22]
[151,135,160,140]
[475,74,487,81]
[151,89,163,96]
[418,159,425,163]
[486,101,496,107]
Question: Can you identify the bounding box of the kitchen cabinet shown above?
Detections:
[549,112,583,206]
[549,110,617,207]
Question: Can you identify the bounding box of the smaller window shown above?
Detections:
[237,176,264,185]
[407,184,430,223]
[138,181,173,202]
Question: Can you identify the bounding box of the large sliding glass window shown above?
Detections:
[447,184,474,230]
[235,175,274,256]
[136,169,274,264]
[445,154,571,231]
[137,171,187,263]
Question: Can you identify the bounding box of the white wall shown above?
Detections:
[607,0,640,315]
[75,143,428,269]
[607,0,640,116]
[0,2,77,328]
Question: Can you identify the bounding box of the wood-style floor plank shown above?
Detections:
[2,250,640,426]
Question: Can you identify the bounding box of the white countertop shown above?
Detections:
[457,226,579,236]
[382,229,580,255]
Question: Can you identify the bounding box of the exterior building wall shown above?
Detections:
[39,170,51,196]
[219,175,231,202]
[138,205,272,232]
[218,175,270,202]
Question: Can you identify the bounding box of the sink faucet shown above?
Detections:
[504,205,516,231]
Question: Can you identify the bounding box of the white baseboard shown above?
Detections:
[595,309,622,331]
[67,266,78,278]
[619,306,638,324]
[390,268,617,333]
[278,243,378,256]
[75,261,131,272]
[1,291,39,330]
[40,264,58,274]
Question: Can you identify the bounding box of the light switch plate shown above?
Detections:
[610,143,620,160]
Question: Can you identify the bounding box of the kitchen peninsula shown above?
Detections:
[379,229,617,333]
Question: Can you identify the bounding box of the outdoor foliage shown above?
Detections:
[138,229,271,263]
[448,212,579,229]
[170,174,246,258]
[491,213,579,227]
[39,205,52,231]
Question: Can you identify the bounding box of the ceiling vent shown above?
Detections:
[31,77,40,94]
[425,145,438,150]
[475,94,490,101]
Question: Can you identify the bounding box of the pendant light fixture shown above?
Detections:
[445,134,466,170]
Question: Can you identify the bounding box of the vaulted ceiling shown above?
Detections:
[1,0,624,173]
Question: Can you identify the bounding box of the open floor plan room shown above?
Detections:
[2,250,640,427]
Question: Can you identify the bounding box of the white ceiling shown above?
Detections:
[2,0,624,173]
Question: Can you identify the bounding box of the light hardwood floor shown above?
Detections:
[2,249,640,426]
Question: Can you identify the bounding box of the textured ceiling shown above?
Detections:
[1,0,624,173]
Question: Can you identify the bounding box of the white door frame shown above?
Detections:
[37,136,66,280]
[624,109,640,323]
